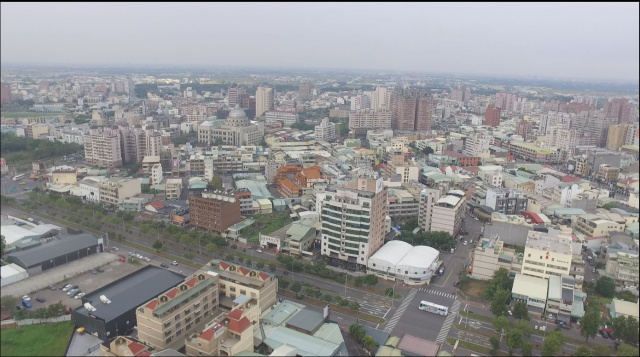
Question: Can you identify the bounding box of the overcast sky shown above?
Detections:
[1,2,638,81]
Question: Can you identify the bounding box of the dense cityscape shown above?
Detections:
[1,3,639,357]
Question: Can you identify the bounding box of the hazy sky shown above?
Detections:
[1,2,638,81]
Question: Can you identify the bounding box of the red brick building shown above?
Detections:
[485,104,501,127]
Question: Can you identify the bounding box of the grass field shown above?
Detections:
[0,321,74,356]
[246,213,293,243]
[460,278,490,299]
[0,112,63,119]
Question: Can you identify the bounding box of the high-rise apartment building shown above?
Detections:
[145,131,163,157]
[189,191,244,233]
[484,104,501,127]
[255,86,274,118]
[298,82,314,100]
[604,98,632,124]
[314,117,336,142]
[463,133,492,158]
[607,123,630,151]
[350,94,370,111]
[348,109,392,130]
[625,122,639,146]
[516,119,535,141]
[0,83,11,103]
[84,128,123,168]
[494,92,516,111]
[320,177,387,270]
[450,86,470,103]
[371,86,391,111]
[384,153,420,183]
[227,86,246,107]
[390,90,433,131]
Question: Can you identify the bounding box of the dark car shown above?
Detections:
[22,300,32,309]
[96,267,104,273]
[589,260,595,266]
[606,331,614,339]
[160,263,169,268]
[90,269,98,275]
[49,285,57,290]
[36,298,45,303]
[599,330,609,339]
[16,305,23,311]
[453,281,461,287]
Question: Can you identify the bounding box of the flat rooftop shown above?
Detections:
[75,265,185,322]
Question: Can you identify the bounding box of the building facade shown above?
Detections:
[189,191,243,233]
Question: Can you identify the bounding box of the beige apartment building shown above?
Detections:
[574,214,625,238]
[606,123,630,152]
[99,177,142,208]
[255,86,274,118]
[185,301,258,357]
[469,235,522,280]
[210,260,278,314]
[348,109,392,130]
[136,271,220,351]
[521,227,573,279]
[165,178,183,200]
[25,123,49,139]
[84,128,123,168]
[430,190,466,237]
[605,251,639,287]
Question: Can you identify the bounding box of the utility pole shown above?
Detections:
[344,273,347,295]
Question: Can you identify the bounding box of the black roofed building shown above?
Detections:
[6,233,103,275]
[73,265,185,340]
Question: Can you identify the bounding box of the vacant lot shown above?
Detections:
[246,213,293,243]
[460,278,490,299]
[1,321,74,356]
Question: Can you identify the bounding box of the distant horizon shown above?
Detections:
[2,61,638,86]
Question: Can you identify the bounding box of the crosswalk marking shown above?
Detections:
[418,288,457,300]
[436,300,462,343]
[383,288,417,333]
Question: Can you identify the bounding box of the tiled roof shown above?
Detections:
[227,308,243,320]
[238,267,250,276]
[227,316,252,334]
[148,201,164,209]
[128,342,147,355]
[145,300,158,310]
[301,166,322,179]
[280,178,300,192]
[185,277,198,287]
[166,288,179,299]
[199,329,215,341]
[561,175,581,183]
[219,261,230,270]
[259,272,269,280]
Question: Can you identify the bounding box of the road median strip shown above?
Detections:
[278,290,386,324]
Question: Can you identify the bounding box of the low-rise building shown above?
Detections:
[188,191,243,234]
[610,298,639,320]
[605,250,639,287]
[521,227,573,279]
[545,275,576,323]
[574,214,625,238]
[430,189,466,237]
[367,240,440,285]
[469,235,521,281]
[165,178,182,200]
[511,273,548,317]
[99,177,142,208]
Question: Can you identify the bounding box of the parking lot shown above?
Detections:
[6,254,145,311]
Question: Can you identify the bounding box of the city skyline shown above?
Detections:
[1,3,638,82]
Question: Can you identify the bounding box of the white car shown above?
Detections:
[144,257,150,262]
[62,284,72,292]
[256,249,263,253]
[22,295,30,302]
[171,261,178,266]
[463,240,468,245]
[113,247,119,251]
[74,293,85,299]
[136,254,143,259]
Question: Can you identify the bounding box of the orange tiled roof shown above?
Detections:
[238,267,250,276]
[227,309,243,320]
[259,272,270,280]
[301,166,322,179]
[128,342,146,355]
[199,329,215,341]
[280,178,300,192]
[185,277,198,287]
[145,300,158,310]
[227,316,252,334]
[166,288,179,299]
[219,261,230,270]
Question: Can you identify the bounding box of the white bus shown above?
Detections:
[419,300,449,316]
[13,174,25,181]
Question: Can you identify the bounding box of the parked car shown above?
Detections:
[171,261,178,266]
[90,269,98,275]
[256,249,263,253]
[22,300,32,309]
[16,305,23,311]
[160,263,169,268]
[128,252,134,256]
[36,298,45,303]
[113,247,119,251]
[453,281,461,287]
[22,295,31,301]
[49,285,57,290]
[62,284,72,292]
[144,257,150,262]
[72,291,83,298]
[599,330,609,339]
[67,289,79,296]
[463,240,468,245]
[96,267,104,273]
[74,292,85,299]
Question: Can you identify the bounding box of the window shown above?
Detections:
[174,313,180,321]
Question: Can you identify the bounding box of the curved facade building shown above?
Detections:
[367,240,440,285]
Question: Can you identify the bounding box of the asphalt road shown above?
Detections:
[1,176,44,198]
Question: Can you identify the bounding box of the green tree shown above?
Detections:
[617,344,640,357]
[0,295,17,309]
[323,294,333,302]
[491,288,511,317]
[256,262,265,270]
[483,268,512,301]
[612,315,640,346]
[422,146,434,156]
[592,345,611,356]
[579,308,601,343]
[339,299,350,307]
[362,335,378,353]
[278,279,290,290]
[521,342,533,356]
[269,263,277,272]
[512,301,529,320]
[513,319,533,338]
[573,345,592,356]
[595,276,615,298]
[349,301,361,311]
[206,243,217,255]
[290,281,302,295]
[541,330,564,356]
[492,316,510,334]
[490,336,500,355]
[349,323,366,343]
[364,274,378,286]
[506,328,524,355]
[152,240,163,251]
[1,235,5,256]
